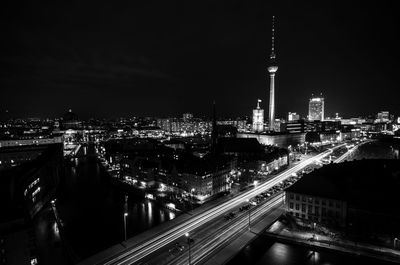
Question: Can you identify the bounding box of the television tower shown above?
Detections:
[267,16,278,131]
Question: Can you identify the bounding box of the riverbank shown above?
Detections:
[265,219,400,264]
[54,145,176,263]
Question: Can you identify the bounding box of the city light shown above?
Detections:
[145,193,154,200]
[1,5,399,265]
[166,203,176,210]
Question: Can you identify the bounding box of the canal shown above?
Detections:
[227,235,397,265]
[34,144,176,264]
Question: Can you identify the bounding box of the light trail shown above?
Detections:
[334,140,372,163]
[92,144,346,265]
[172,193,285,265]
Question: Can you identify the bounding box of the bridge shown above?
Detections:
[334,139,373,163]
[78,143,349,265]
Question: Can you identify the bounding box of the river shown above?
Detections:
[34,144,176,264]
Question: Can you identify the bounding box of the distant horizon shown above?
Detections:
[0,108,394,121]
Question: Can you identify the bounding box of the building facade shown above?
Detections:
[237,132,305,148]
[252,99,264,133]
[308,97,325,121]
[288,112,300,121]
[285,191,347,227]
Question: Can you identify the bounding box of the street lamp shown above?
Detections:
[246,199,251,230]
[185,232,194,265]
[190,188,195,211]
[123,194,129,241]
[123,212,128,241]
[312,222,317,265]
[313,222,317,239]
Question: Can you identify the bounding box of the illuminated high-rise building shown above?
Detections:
[376,111,390,122]
[252,99,264,132]
[288,112,300,121]
[267,16,278,131]
[182,113,193,122]
[308,96,325,121]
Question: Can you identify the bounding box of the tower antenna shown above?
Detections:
[270,15,276,61]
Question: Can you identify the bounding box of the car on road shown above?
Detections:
[239,205,251,211]
[261,192,271,198]
[224,211,236,220]
[169,243,185,255]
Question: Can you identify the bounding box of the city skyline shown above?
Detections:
[2,2,400,265]
[1,1,399,119]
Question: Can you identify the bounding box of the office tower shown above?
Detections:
[377,111,390,122]
[308,96,325,121]
[182,113,193,122]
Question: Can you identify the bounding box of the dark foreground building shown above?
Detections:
[285,159,400,240]
[0,144,63,265]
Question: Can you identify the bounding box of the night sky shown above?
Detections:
[1,1,399,119]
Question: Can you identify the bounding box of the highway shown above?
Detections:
[144,141,367,265]
[165,193,285,265]
[167,141,364,265]
[95,143,346,265]
[334,140,372,163]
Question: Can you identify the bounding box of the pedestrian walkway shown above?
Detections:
[265,225,400,264]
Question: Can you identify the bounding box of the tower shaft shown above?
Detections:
[268,72,276,131]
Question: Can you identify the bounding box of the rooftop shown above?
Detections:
[287,159,400,216]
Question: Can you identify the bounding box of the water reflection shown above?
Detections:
[160,210,165,223]
[268,243,291,264]
[169,211,175,220]
[57,146,179,260]
[229,236,395,265]
[53,222,60,240]
[147,201,153,224]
